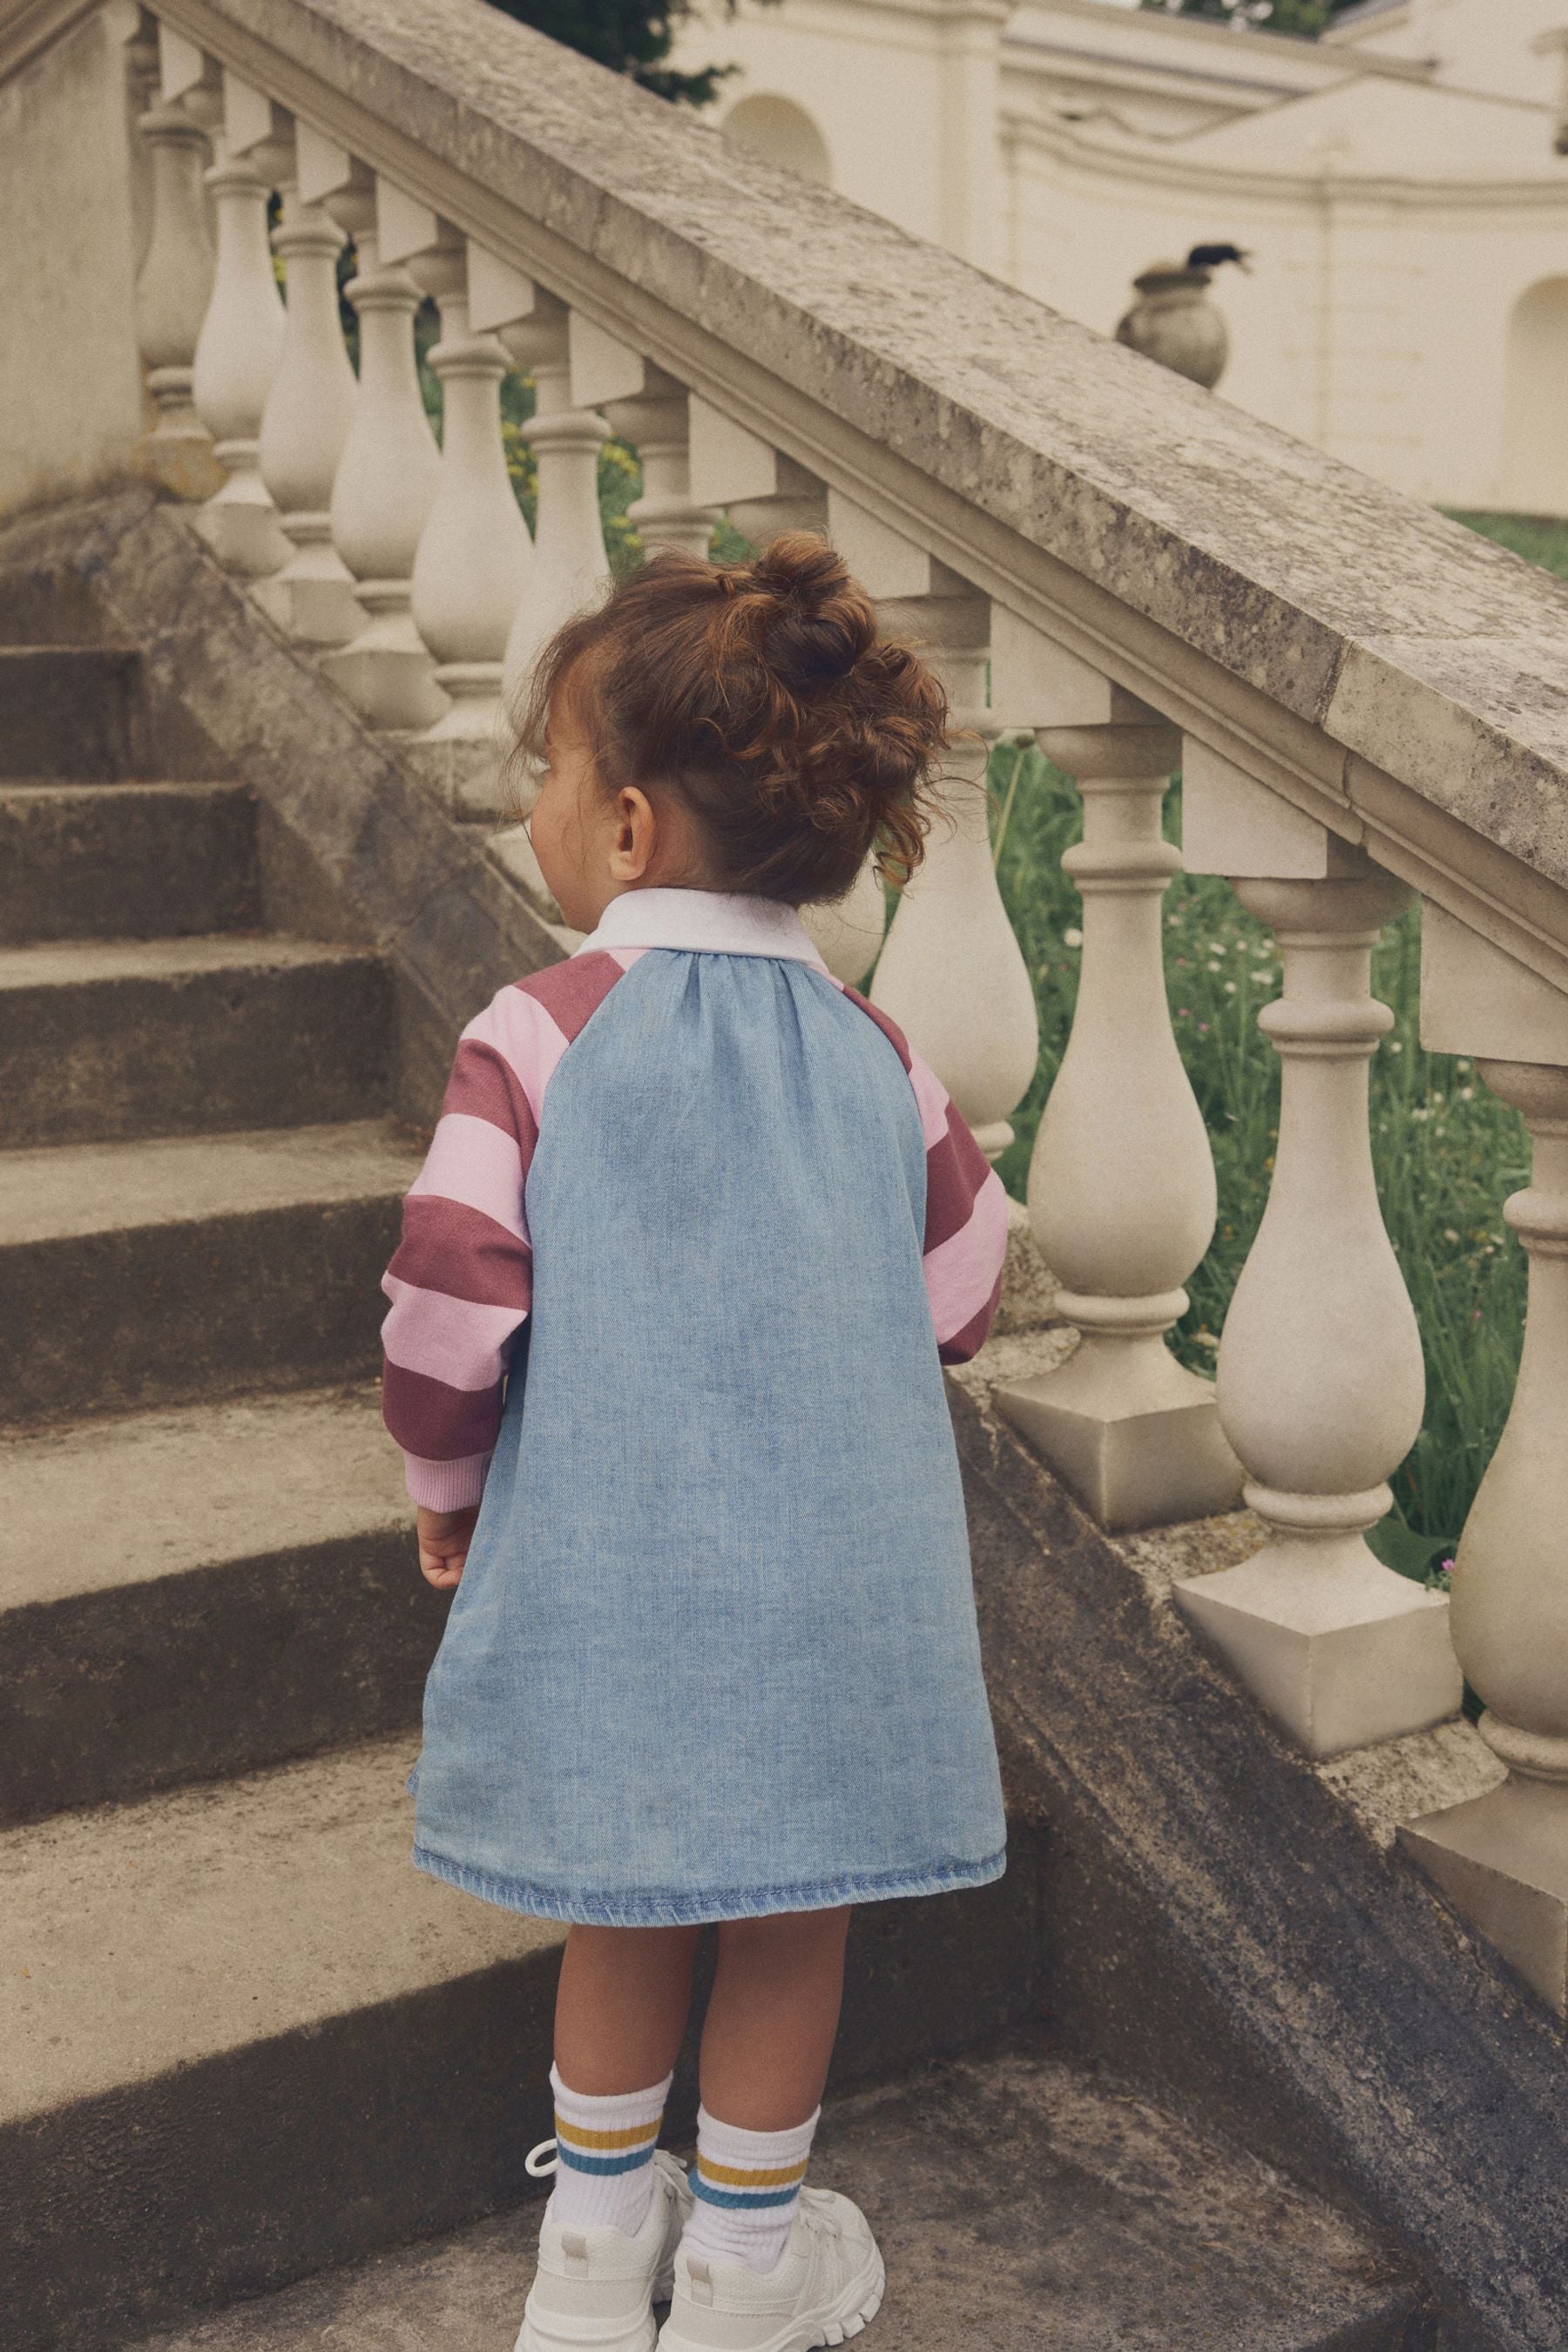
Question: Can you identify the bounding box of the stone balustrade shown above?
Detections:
[7,0,1568,2015]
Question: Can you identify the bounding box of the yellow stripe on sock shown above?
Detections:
[555,2114,664,2152]
[697,2155,811,2191]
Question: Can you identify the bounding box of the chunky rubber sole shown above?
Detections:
[658,2244,885,2352]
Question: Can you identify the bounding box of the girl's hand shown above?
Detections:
[416,1504,480,1590]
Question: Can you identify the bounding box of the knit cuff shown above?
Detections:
[404,1450,491,1511]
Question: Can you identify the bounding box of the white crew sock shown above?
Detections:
[545,2064,672,2238]
[681,2103,821,2275]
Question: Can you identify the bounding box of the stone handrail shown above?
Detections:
[6,0,1568,2011]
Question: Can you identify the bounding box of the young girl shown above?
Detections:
[380,534,1010,2352]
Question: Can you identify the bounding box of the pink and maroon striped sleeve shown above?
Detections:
[381,950,637,1510]
[840,987,1010,1364]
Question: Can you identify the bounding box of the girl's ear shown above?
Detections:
[607,785,659,883]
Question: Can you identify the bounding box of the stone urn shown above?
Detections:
[1116,261,1229,390]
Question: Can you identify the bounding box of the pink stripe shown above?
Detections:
[923,1173,1010,1345]
[381,1274,524,1393]
[905,1047,952,1154]
[464,989,571,1131]
[938,1268,1004,1366]
[410,1112,530,1242]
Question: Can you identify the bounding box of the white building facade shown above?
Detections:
[678,0,1568,512]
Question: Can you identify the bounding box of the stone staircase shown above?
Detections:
[0,630,1434,2351]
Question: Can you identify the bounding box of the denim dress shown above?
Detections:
[382,890,1008,1926]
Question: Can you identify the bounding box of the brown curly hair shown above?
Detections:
[511,533,950,904]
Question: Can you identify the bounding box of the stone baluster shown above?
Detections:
[133,30,216,497]
[230,92,359,644]
[123,12,161,280]
[981,616,1241,1531]
[826,494,1038,1154]
[1172,744,1460,1757]
[186,67,289,576]
[378,194,532,760]
[1402,907,1568,2013]
[468,263,612,713]
[569,319,719,560]
[308,149,444,728]
[686,402,883,984]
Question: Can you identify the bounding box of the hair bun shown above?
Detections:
[748,532,875,687]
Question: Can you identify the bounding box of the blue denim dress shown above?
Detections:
[403,899,1006,1925]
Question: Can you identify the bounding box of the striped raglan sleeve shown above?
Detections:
[380,984,550,1511]
[382,950,639,1508]
[904,1044,1010,1363]
[839,986,1010,1364]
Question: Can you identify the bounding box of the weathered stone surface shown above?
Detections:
[132,2042,1423,2352]
[0,496,564,1122]
[0,1382,443,1821]
[0,645,140,778]
[0,934,393,1144]
[949,1334,1566,2352]
[121,0,1568,946]
[0,1119,416,1421]
[1,1715,1051,2352]
[0,780,260,945]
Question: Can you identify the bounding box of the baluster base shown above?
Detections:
[193,441,291,576]
[391,732,512,823]
[142,370,223,502]
[1175,1524,1462,1760]
[995,1327,1242,1533]
[1401,1763,1568,2017]
[251,514,363,645]
[321,585,449,731]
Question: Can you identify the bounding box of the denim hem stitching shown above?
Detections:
[409,1842,1007,1925]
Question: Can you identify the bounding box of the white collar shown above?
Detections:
[575,888,828,967]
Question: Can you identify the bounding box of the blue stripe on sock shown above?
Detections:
[557,2144,657,2177]
[692,2177,801,2210]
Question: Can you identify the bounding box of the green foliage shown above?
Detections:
[483,0,735,105]
[987,742,1528,1569]
[1443,510,1568,584]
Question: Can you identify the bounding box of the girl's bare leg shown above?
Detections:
[554,1923,704,2092]
[699,1907,851,2129]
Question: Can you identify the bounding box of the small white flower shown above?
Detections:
[1166,914,1180,929]
[1224,981,1237,994]
[1443,1229,1460,1244]
[1388,1040,1403,1054]
[1459,1085,1474,1100]
[1063,927,1084,949]
[1206,960,1221,973]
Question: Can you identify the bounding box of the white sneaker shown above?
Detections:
[516,2148,695,2352]
[658,2189,885,2352]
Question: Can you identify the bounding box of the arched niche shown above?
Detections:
[1504,278,1568,517]
[720,93,833,188]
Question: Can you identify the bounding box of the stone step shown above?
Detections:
[126,2041,1425,2352]
[3,1740,1049,2352]
[0,645,142,778]
[0,1383,444,1825]
[0,1119,419,1424]
[0,780,259,943]
[0,934,393,1146]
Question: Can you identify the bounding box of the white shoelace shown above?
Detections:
[525,2138,560,2178]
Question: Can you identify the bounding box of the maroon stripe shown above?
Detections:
[445,1039,540,1162]
[924,1102,993,1254]
[523,949,633,1042]
[839,983,913,1073]
[382,1355,505,1461]
[388,1194,533,1310]
[937,1267,1004,1366]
